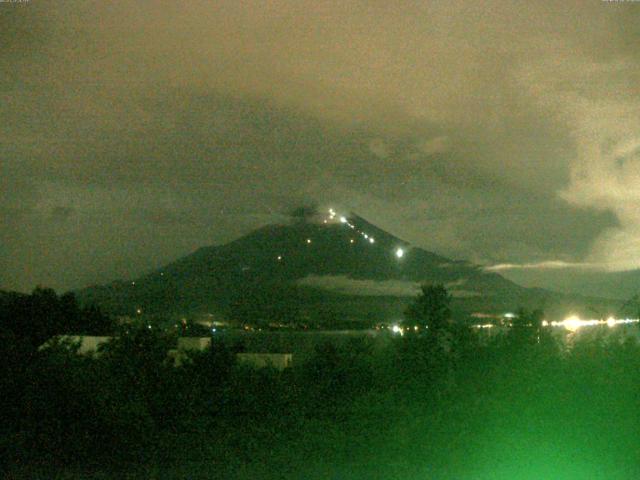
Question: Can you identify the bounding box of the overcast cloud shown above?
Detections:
[1,1,638,292]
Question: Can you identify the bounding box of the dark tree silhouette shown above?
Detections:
[404,283,452,332]
[508,307,545,345]
[0,288,114,349]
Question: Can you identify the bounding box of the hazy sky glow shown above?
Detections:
[1,1,639,292]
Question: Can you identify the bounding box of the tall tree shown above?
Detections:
[509,307,545,345]
[0,288,114,348]
[404,284,452,332]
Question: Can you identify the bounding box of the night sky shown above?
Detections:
[1,1,639,293]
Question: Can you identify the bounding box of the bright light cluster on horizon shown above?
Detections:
[468,314,640,331]
[472,324,494,329]
[550,315,639,332]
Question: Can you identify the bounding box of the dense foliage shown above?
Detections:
[2,289,640,479]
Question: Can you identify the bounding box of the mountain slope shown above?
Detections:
[502,267,640,301]
[75,211,619,323]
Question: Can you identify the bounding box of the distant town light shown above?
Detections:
[306,238,312,244]
[547,316,640,330]
[395,247,404,259]
[277,255,283,261]
[363,234,368,239]
[350,239,355,244]
[340,216,347,223]
[369,237,375,244]
[131,281,136,286]
[136,308,142,315]
[562,315,587,332]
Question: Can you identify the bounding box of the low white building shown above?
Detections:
[177,337,212,351]
[40,335,113,356]
[41,335,294,372]
[168,337,213,366]
[236,353,293,370]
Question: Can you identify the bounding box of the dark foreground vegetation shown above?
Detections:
[3,289,640,479]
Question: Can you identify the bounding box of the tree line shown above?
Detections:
[2,286,640,479]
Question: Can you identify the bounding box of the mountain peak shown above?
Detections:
[75,209,560,322]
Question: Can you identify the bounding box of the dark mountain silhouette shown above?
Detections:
[502,267,640,302]
[75,212,621,324]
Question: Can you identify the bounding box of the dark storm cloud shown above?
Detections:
[1,0,638,291]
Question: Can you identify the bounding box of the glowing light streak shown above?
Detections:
[473,317,639,331]
[548,316,640,331]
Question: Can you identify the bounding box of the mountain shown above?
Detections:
[75,211,621,325]
[501,268,640,302]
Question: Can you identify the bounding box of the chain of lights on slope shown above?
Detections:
[132,209,639,333]
[325,208,404,258]
[135,207,400,320]
[134,207,407,316]
[275,208,406,262]
[309,212,640,335]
